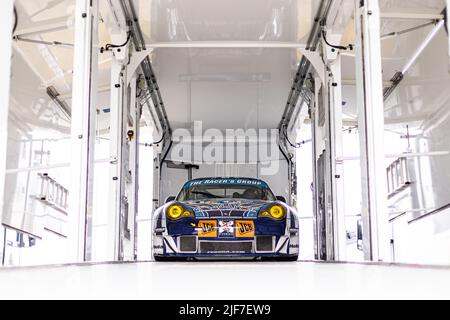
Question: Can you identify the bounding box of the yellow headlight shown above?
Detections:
[167,204,193,220]
[167,204,183,219]
[260,205,285,219]
[269,205,285,219]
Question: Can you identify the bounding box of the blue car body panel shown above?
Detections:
[152,178,299,260]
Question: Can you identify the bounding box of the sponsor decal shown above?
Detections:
[236,220,255,238]
[187,199,265,217]
[197,220,217,237]
[218,220,234,238]
[185,178,267,188]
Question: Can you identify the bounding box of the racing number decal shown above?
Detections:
[236,220,254,238]
[198,220,217,237]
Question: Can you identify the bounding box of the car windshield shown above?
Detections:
[177,185,276,201]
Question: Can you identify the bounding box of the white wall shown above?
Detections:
[391,207,450,265]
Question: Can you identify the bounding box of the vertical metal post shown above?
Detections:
[447,0,450,71]
[153,153,161,209]
[69,0,98,262]
[107,57,126,261]
[311,78,321,260]
[327,53,346,261]
[312,37,346,261]
[0,0,14,224]
[107,30,137,261]
[321,81,336,260]
[354,0,389,261]
[124,75,139,261]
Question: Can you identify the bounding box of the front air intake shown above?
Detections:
[256,236,274,252]
[179,236,197,252]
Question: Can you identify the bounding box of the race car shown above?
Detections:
[152,177,299,261]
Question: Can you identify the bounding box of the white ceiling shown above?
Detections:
[8,0,450,135]
[141,0,318,131]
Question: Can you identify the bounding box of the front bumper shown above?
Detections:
[153,233,299,259]
[153,217,299,259]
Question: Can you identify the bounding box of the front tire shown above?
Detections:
[261,256,298,262]
[154,255,188,262]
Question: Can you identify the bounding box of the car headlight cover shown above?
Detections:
[166,204,194,220]
[259,204,286,219]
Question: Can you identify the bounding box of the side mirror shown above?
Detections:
[276,196,286,203]
[357,218,363,251]
[165,196,176,204]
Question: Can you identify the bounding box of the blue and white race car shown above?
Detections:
[152,177,299,261]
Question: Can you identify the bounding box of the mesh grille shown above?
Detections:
[256,236,273,252]
[199,241,253,254]
[179,236,197,252]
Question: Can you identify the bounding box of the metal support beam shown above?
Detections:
[312,78,335,260]
[102,0,133,262]
[447,1,450,71]
[69,0,99,262]
[107,57,126,261]
[402,19,444,75]
[13,16,72,37]
[310,30,347,261]
[0,0,14,226]
[383,16,445,101]
[152,150,161,212]
[107,48,140,261]
[311,78,321,260]
[324,49,346,261]
[124,75,139,261]
[144,41,307,49]
[107,0,171,260]
[354,0,390,261]
[380,11,444,21]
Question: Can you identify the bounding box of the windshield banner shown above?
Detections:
[184,178,268,188]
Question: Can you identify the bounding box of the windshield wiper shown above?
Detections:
[190,191,223,198]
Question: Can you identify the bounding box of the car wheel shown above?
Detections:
[261,256,298,262]
[283,255,299,262]
[154,256,187,262]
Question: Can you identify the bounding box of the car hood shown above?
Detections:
[181,199,275,218]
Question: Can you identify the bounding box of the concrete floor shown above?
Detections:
[1,261,450,299]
